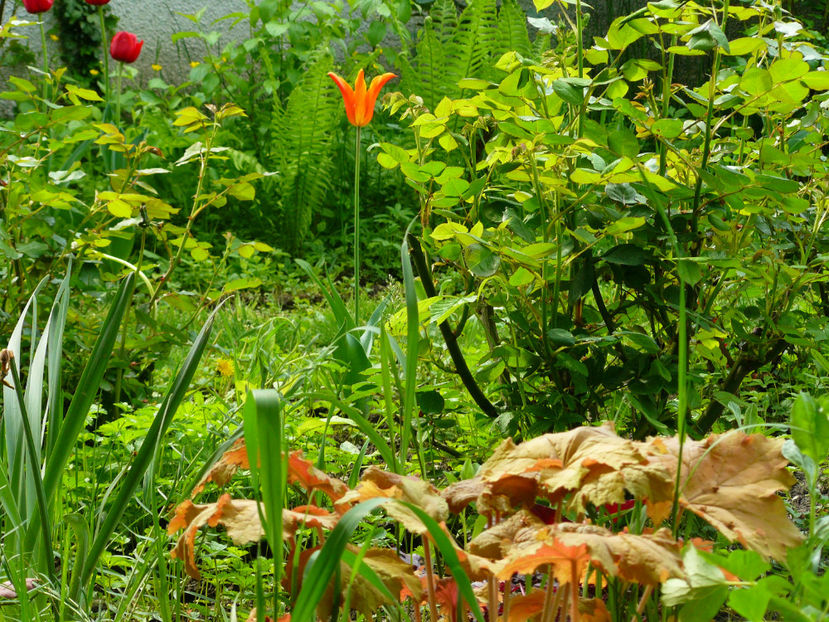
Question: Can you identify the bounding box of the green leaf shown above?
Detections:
[608,127,639,158]
[790,393,829,462]
[547,328,575,347]
[678,258,703,285]
[229,181,255,201]
[602,244,649,266]
[243,389,285,607]
[652,118,684,139]
[465,243,500,277]
[553,77,589,106]
[740,68,772,96]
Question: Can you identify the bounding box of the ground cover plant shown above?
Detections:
[0,0,828,620]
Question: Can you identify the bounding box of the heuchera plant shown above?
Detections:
[169,423,801,621]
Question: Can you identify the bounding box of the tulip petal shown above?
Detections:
[353,70,368,126]
[363,73,397,126]
[328,72,357,126]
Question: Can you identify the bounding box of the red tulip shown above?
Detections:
[110,31,144,64]
[84,0,111,4]
[328,69,396,127]
[22,0,53,13]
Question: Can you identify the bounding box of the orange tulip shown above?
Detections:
[328,69,396,127]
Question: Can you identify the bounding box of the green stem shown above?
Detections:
[575,0,583,79]
[353,125,361,325]
[39,19,49,105]
[99,7,110,106]
[115,66,123,127]
[149,121,217,307]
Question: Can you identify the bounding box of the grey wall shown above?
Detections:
[1,0,249,87]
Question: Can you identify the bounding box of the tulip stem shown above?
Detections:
[115,66,122,127]
[353,125,361,326]
[99,7,110,106]
[39,19,49,105]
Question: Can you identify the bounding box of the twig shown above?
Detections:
[407,234,498,418]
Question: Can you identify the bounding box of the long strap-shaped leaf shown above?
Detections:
[243,389,285,620]
[40,272,135,506]
[23,273,135,552]
[80,299,224,586]
[398,501,486,622]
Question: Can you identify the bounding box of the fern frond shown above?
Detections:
[412,18,448,110]
[496,0,532,59]
[271,52,339,251]
[445,0,499,90]
[429,0,458,46]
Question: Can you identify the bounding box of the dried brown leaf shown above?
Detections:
[497,523,683,586]
[477,424,669,512]
[337,467,448,533]
[192,438,249,496]
[642,431,803,560]
[468,509,546,560]
[288,450,349,502]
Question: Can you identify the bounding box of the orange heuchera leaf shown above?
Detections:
[551,524,684,585]
[433,577,462,622]
[337,467,448,534]
[191,438,249,496]
[169,496,338,579]
[506,591,547,622]
[496,523,683,586]
[282,505,339,540]
[469,509,547,560]
[288,451,349,502]
[477,424,671,512]
[441,477,485,513]
[579,597,611,622]
[169,494,265,579]
[496,537,591,587]
[642,431,803,560]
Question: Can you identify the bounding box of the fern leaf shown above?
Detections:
[445,0,499,90]
[496,0,532,59]
[271,52,340,251]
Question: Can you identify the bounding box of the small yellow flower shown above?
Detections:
[152,63,162,72]
[89,69,100,76]
[217,358,234,377]
[189,61,200,68]
[49,34,59,41]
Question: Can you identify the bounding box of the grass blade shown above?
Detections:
[242,389,285,619]
[398,501,486,622]
[40,272,135,506]
[80,298,223,586]
[400,224,420,464]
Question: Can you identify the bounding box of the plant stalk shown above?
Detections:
[99,7,110,105]
[39,19,49,106]
[422,538,439,622]
[353,125,361,325]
